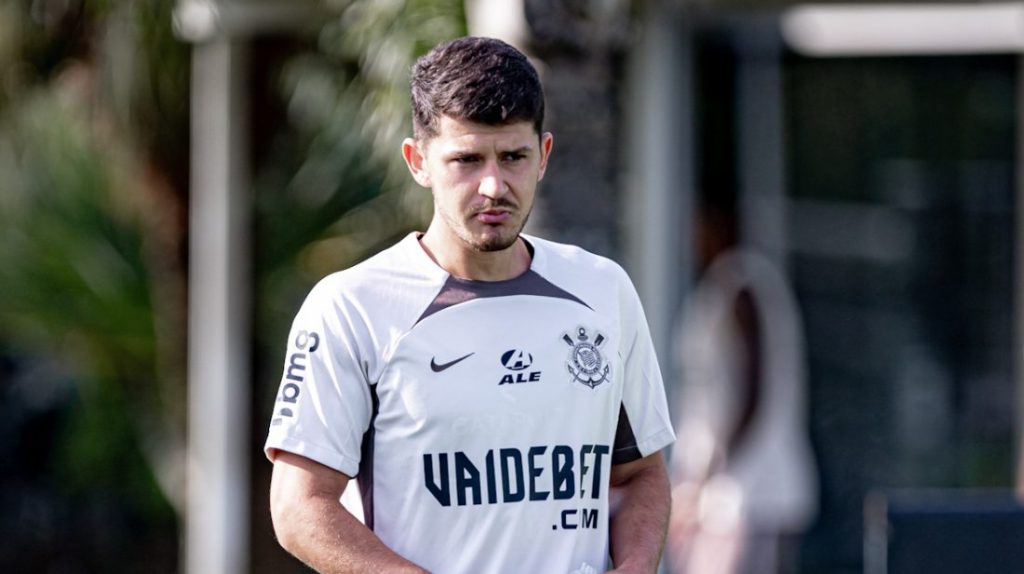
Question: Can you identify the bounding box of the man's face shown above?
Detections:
[404,116,553,252]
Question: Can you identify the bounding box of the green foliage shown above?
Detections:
[0,79,177,522]
[0,92,153,377]
[0,0,190,531]
[55,372,173,521]
[0,87,178,574]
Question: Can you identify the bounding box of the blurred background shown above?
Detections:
[0,0,1020,573]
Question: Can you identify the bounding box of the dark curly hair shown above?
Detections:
[410,37,545,140]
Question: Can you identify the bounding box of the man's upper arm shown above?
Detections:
[607,450,671,570]
[270,450,351,530]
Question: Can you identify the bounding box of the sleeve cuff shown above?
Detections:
[264,433,360,478]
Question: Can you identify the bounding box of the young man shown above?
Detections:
[265,36,675,574]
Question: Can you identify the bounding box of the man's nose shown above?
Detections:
[478,161,507,198]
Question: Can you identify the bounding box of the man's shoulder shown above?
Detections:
[527,234,629,281]
[525,235,645,317]
[306,233,440,306]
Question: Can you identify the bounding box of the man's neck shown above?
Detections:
[418,230,531,282]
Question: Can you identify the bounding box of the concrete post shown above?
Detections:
[185,37,250,574]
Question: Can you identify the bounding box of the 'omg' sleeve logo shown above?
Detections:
[271,330,320,425]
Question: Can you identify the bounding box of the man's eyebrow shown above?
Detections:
[503,146,533,155]
[443,145,533,157]
[444,150,483,158]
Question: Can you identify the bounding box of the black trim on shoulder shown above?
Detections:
[612,403,642,465]
[522,237,536,259]
[415,269,591,325]
[357,384,381,530]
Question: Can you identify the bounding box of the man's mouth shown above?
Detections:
[476,210,511,224]
[473,200,516,224]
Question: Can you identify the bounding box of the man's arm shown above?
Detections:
[606,451,672,574]
[269,450,429,574]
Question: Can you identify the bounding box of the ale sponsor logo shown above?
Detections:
[498,348,542,385]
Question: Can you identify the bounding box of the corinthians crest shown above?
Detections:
[562,326,610,389]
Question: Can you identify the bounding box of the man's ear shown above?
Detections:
[537,132,554,181]
[402,138,432,187]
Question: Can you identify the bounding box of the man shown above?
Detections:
[265,36,675,574]
[666,201,817,574]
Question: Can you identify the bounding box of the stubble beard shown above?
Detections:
[448,205,532,253]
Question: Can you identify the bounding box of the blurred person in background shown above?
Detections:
[666,199,818,574]
[263,36,675,574]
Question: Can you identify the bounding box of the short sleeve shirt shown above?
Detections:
[265,233,675,574]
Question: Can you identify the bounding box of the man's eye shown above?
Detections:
[453,156,479,164]
[503,153,525,162]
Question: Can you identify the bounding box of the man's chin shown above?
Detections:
[475,235,519,252]
[466,228,520,252]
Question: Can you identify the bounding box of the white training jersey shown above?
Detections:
[265,232,675,574]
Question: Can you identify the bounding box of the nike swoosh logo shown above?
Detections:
[430,353,474,373]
